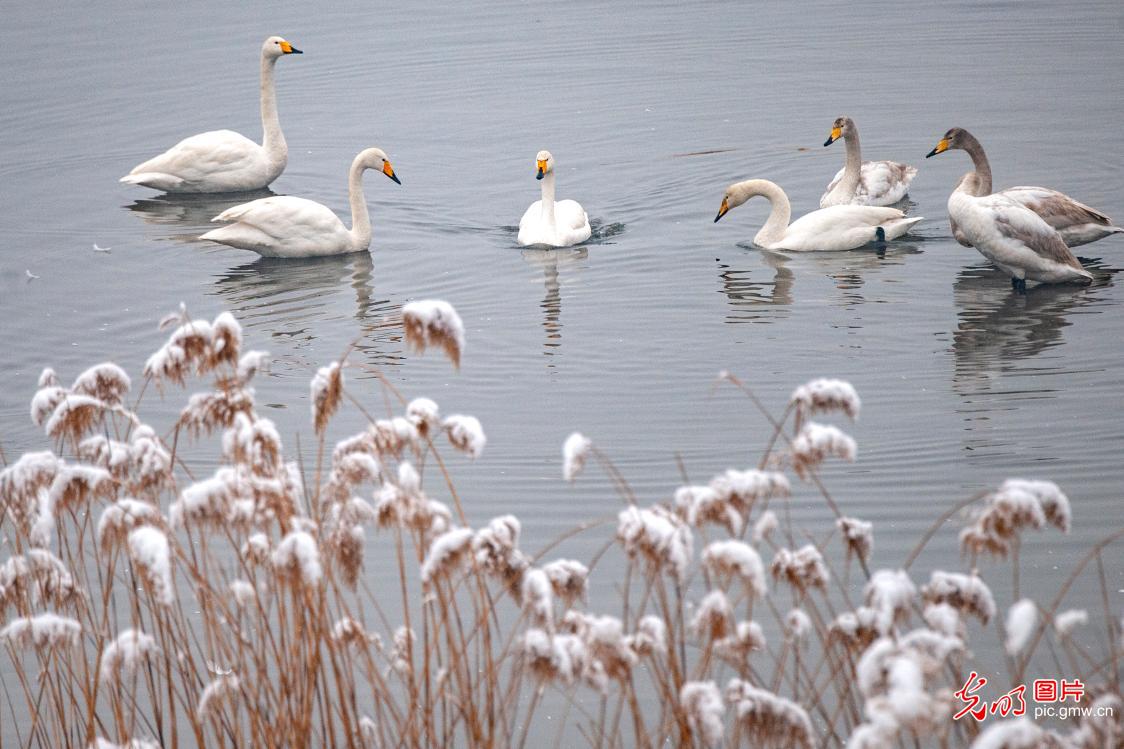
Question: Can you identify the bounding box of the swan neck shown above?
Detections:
[752,181,791,246]
[260,54,286,167]
[539,171,557,226]
[348,158,372,250]
[840,129,862,193]
[960,133,992,195]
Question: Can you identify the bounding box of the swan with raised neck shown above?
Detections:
[517,150,592,248]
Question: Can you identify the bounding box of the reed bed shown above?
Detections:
[0,304,1120,748]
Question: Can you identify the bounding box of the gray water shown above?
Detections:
[2,0,1123,740]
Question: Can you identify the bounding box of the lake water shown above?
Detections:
[2,0,1122,742]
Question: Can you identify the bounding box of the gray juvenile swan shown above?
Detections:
[927,128,1122,247]
[820,116,917,207]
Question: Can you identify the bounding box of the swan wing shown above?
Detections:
[855,161,917,205]
[821,167,846,204]
[999,186,1121,245]
[984,198,1083,271]
[128,130,263,179]
[212,196,344,237]
[780,205,904,251]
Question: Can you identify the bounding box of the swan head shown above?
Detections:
[263,36,303,59]
[355,147,401,185]
[714,180,766,223]
[926,127,968,158]
[535,150,554,180]
[823,116,854,147]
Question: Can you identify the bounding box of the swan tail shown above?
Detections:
[120,172,185,191]
[200,223,274,252]
[882,216,924,241]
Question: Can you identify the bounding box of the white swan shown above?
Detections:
[714,178,923,251]
[927,128,1122,247]
[120,36,302,193]
[947,172,1091,289]
[517,151,591,248]
[199,148,400,258]
[820,116,917,207]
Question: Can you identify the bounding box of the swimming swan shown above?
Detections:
[121,36,302,193]
[927,128,1122,247]
[715,178,923,251]
[200,147,400,258]
[947,172,1091,289]
[820,116,917,207]
[517,151,591,248]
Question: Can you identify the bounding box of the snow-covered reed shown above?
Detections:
[402,299,465,368]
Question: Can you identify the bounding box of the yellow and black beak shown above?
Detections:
[824,126,842,147]
[714,196,730,223]
[926,138,949,158]
[383,161,401,184]
[535,159,548,180]
[279,40,303,55]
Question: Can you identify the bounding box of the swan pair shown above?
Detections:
[927,127,1120,288]
[121,36,400,258]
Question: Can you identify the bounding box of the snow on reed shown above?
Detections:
[521,567,554,628]
[144,312,239,386]
[272,531,323,588]
[785,609,813,642]
[442,414,485,458]
[420,527,474,585]
[97,499,162,550]
[210,311,242,368]
[472,515,529,597]
[405,397,440,436]
[0,451,60,532]
[961,478,1071,558]
[310,361,343,435]
[837,516,873,563]
[229,579,256,607]
[790,377,861,427]
[1054,608,1088,638]
[1005,599,1038,656]
[792,422,857,479]
[89,738,161,749]
[71,362,131,406]
[45,394,109,442]
[236,349,270,382]
[923,602,964,638]
[708,469,790,515]
[676,485,742,536]
[829,607,882,652]
[864,569,917,635]
[771,544,829,593]
[753,510,778,543]
[170,467,239,529]
[0,613,81,651]
[921,570,996,624]
[402,300,465,368]
[542,559,588,606]
[372,417,419,458]
[691,590,734,640]
[99,628,158,685]
[0,549,83,612]
[725,678,815,748]
[358,716,379,748]
[616,504,693,582]
[223,412,282,474]
[714,620,767,662]
[701,540,766,598]
[127,526,175,605]
[30,383,68,426]
[969,718,1045,748]
[179,387,255,436]
[197,674,241,721]
[680,681,724,747]
[562,432,592,482]
[630,615,667,656]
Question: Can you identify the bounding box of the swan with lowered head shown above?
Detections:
[715,178,923,251]
[927,128,1122,247]
[947,172,1091,290]
[820,116,917,207]
[121,36,302,193]
[199,148,400,258]
[517,151,591,248]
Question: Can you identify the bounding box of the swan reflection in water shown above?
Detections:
[717,242,921,322]
[521,247,588,366]
[209,251,403,374]
[124,191,277,244]
[950,258,1115,454]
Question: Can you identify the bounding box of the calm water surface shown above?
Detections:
[1,0,1122,738]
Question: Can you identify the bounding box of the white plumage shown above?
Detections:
[716,178,922,252]
[120,37,302,193]
[200,147,400,258]
[518,150,591,248]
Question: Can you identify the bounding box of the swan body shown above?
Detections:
[927,128,1122,247]
[820,116,917,207]
[121,37,301,193]
[517,150,591,247]
[200,147,400,258]
[715,178,922,252]
[947,173,1091,286]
